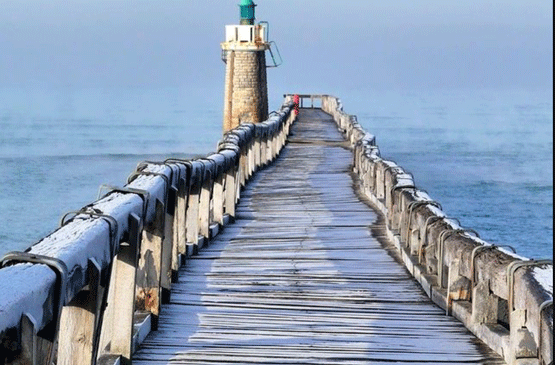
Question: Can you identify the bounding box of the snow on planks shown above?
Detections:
[133,109,504,364]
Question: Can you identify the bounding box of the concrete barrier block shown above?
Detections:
[448,259,472,310]
[472,280,498,324]
[512,327,538,359]
[409,229,420,256]
[425,246,438,274]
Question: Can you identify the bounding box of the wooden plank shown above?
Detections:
[58,260,101,365]
[174,178,188,262]
[136,199,165,328]
[133,109,504,364]
[99,213,141,365]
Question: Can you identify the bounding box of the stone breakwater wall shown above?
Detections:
[0,101,295,364]
[319,94,553,365]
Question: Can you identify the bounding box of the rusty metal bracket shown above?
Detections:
[437,229,473,289]
[198,159,218,210]
[127,171,171,213]
[418,216,461,264]
[85,258,104,365]
[135,160,165,172]
[18,313,39,365]
[60,209,120,257]
[407,199,442,214]
[160,164,182,214]
[470,245,495,293]
[439,227,480,285]
[97,185,151,223]
[165,158,193,192]
[383,164,403,177]
[128,171,170,188]
[164,157,191,165]
[404,200,443,245]
[390,183,416,200]
[136,160,180,190]
[507,259,553,312]
[419,216,445,264]
[389,185,416,233]
[0,252,69,361]
[400,171,416,181]
[390,184,416,196]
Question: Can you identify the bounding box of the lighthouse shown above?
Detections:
[221,0,271,132]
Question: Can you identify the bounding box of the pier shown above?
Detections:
[132,107,504,364]
[0,95,552,365]
[1,0,552,363]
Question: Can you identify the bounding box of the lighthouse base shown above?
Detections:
[223,50,268,132]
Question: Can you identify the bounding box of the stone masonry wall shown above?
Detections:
[223,50,268,132]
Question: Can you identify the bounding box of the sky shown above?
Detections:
[0,0,553,96]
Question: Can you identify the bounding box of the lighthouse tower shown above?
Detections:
[221,0,270,132]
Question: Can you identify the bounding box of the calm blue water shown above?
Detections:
[0,87,222,254]
[0,87,552,258]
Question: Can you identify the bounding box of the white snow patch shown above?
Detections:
[444,218,462,230]
[128,174,158,190]
[143,163,171,176]
[362,133,375,145]
[0,264,56,332]
[497,247,530,261]
[533,266,553,295]
[464,235,492,247]
[395,177,414,186]
[29,218,111,272]
[382,160,398,169]
[92,192,144,239]
[413,191,433,202]
[426,205,446,218]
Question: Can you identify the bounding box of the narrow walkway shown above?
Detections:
[133,109,504,364]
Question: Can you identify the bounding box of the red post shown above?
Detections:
[293,94,300,115]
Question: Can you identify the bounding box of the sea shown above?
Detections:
[0,87,552,259]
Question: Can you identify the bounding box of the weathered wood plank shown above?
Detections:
[133,109,504,364]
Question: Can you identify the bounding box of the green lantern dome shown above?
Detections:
[239,0,256,25]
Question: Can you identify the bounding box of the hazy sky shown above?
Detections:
[1,0,552,94]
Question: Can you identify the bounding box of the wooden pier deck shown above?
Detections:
[133,109,504,364]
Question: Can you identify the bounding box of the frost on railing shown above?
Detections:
[318,94,553,365]
[0,100,296,365]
